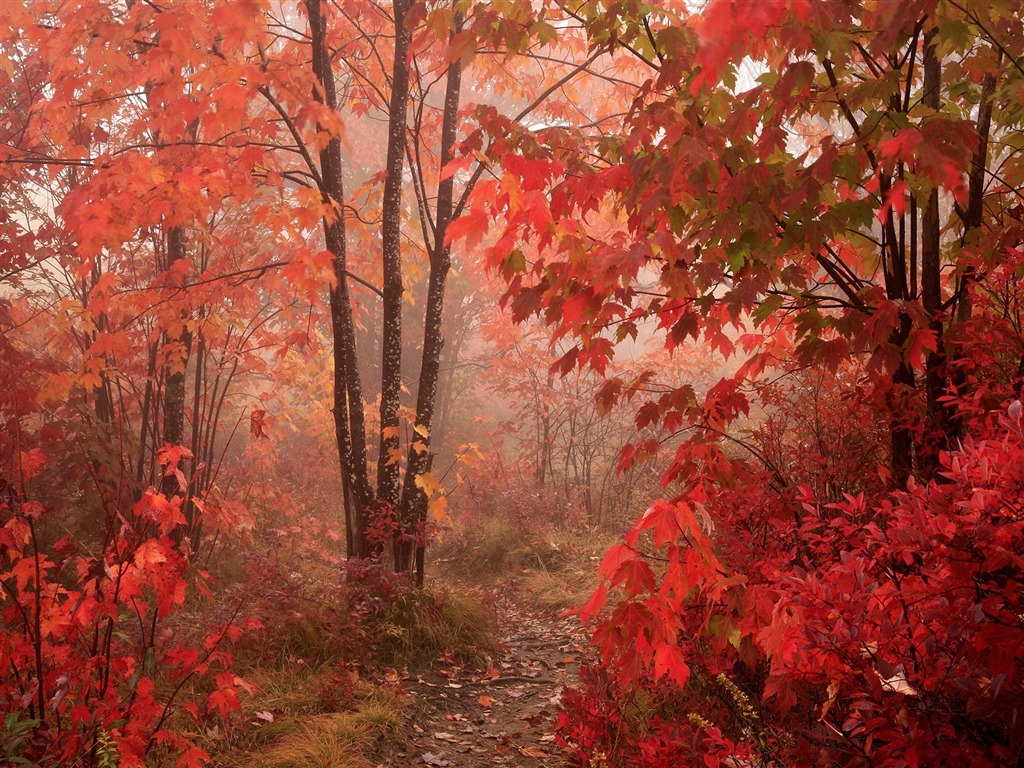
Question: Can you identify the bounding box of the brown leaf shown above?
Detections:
[519,746,548,758]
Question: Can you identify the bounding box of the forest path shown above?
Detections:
[382,586,588,767]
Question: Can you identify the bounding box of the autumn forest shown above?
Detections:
[2,1,1024,766]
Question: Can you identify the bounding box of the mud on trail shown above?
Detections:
[381,588,589,768]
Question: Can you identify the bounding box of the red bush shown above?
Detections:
[0,449,246,767]
[561,410,1024,766]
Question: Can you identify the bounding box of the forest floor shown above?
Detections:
[380,583,590,768]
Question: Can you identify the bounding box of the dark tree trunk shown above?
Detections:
[306,0,374,558]
[890,325,916,489]
[948,69,998,436]
[378,0,413,520]
[920,27,946,479]
[160,225,193,499]
[397,11,464,579]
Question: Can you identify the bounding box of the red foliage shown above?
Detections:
[0,444,246,767]
[469,2,1024,765]
[559,410,1024,766]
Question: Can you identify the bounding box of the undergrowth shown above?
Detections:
[213,677,405,768]
[174,551,498,766]
[433,508,620,614]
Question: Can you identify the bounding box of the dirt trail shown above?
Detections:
[382,588,588,767]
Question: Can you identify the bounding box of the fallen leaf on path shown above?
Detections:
[478,694,495,708]
[519,746,549,758]
[421,752,450,766]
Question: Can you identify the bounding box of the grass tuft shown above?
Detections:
[254,713,370,768]
[373,586,498,668]
[220,683,406,768]
[521,568,599,612]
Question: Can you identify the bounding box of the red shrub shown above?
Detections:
[561,411,1024,766]
[0,449,246,767]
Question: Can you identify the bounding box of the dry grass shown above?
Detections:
[373,585,499,668]
[239,661,341,716]
[255,704,403,768]
[433,518,577,577]
[517,527,619,612]
[521,567,601,612]
[433,517,619,614]
[196,577,495,766]
[217,680,406,768]
[242,715,369,768]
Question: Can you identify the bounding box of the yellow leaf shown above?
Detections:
[134,540,168,568]
[428,494,450,523]
[36,372,73,407]
[413,423,429,439]
[414,471,440,497]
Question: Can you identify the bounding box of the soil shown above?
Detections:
[381,586,589,768]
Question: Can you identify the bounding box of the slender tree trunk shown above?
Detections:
[186,326,205,550]
[160,225,193,499]
[81,254,121,518]
[397,12,463,580]
[306,0,374,557]
[135,340,159,487]
[919,27,945,479]
[948,69,998,434]
[889,315,915,488]
[88,257,115,427]
[378,0,413,523]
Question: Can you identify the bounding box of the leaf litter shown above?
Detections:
[379,587,590,767]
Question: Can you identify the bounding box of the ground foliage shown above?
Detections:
[382,585,589,768]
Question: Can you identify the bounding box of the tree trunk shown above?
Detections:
[397,11,463,579]
[890,327,915,488]
[160,225,193,500]
[306,0,374,558]
[948,69,998,435]
[920,27,945,479]
[378,0,413,522]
